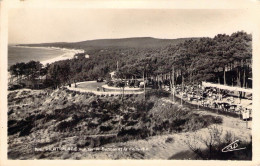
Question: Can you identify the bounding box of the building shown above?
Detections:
[110,71,117,80]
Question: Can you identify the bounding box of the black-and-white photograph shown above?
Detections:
[5,7,254,160]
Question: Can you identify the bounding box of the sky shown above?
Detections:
[8,8,254,44]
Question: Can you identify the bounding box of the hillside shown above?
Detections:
[8,88,251,159]
[18,37,199,50]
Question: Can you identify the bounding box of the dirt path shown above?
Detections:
[162,98,252,131]
[76,98,252,160]
[78,125,251,159]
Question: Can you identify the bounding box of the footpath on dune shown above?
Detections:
[77,99,251,160]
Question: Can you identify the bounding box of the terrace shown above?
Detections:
[66,81,144,95]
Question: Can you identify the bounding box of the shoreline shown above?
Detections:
[11,45,85,66]
[8,46,85,83]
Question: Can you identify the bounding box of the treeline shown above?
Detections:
[9,31,252,89]
[117,31,252,88]
[9,61,47,89]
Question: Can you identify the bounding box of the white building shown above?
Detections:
[110,71,116,80]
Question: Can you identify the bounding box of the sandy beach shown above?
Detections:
[8,46,85,84]
[13,45,85,66]
[40,47,85,65]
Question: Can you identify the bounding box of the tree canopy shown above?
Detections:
[10,31,252,89]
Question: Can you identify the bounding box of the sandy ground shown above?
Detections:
[66,122,251,160]
[162,98,252,130]
[40,47,85,66]
[11,45,85,66]
[8,89,251,160]
[68,98,252,160]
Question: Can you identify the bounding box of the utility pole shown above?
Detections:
[197,83,199,109]
[172,66,175,102]
[122,83,125,101]
[224,66,226,85]
[143,68,146,102]
[181,75,184,106]
[143,65,147,112]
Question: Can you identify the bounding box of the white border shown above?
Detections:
[1,0,260,166]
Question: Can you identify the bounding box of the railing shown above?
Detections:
[65,86,143,96]
[173,94,241,118]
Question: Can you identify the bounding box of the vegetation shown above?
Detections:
[8,89,222,159]
[115,31,252,87]
[182,125,252,160]
[19,37,195,50]
[9,61,46,89]
[8,32,252,160]
[10,31,252,90]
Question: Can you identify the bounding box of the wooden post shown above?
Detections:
[246,118,248,129]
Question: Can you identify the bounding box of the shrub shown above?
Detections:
[129,81,135,87]
[19,123,33,137]
[56,121,73,131]
[99,125,113,132]
[88,122,99,129]
[146,89,170,99]
[134,81,140,87]
[165,137,174,143]
[8,83,25,91]
[8,119,17,126]
[114,80,124,87]
[184,126,252,160]
[107,81,114,87]
[118,127,141,137]
[134,99,154,112]
[126,120,139,126]
[214,116,223,124]
[99,114,113,123]
[8,119,33,136]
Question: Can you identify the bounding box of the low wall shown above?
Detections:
[101,85,143,93]
[66,86,143,95]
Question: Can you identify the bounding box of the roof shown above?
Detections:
[202,81,252,93]
[110,71,116,75]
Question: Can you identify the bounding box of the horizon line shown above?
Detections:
[8,30,251,45]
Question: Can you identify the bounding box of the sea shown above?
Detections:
[8,46,66,68]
